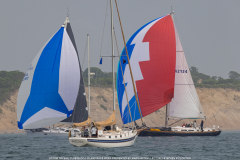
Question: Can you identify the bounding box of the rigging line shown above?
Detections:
[174,16,196,69]
[75,46,91,126]
[67,7,69,17]
[94,0,108,91]
[72,36,88,126]
[114,0,144,124]
[168,119,182,126]
[99,0,109,58]
[113,27,134,126]
[82,37,88,68]
[118,101,137,125]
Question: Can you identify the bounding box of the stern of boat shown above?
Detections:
[69,137,88,147]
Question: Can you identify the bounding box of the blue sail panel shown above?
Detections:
[17,25,81,129]
[116,15,177,124]
[117,17,162,124]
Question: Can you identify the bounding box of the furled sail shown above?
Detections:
[117,15,176,124]
[73,116,91,128]
[17,17,86,129]
[168,24,205,119]
[94,111,116,129]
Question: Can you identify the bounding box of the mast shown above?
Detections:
[110,0,115,111]
[114,0,144,125]
[110,0,116,130]
[164,10,175,128]
[165,104,169,127]
[88,34,90,116]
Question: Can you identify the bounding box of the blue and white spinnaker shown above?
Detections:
[17,18,81,129]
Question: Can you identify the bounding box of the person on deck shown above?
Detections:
[182,123,185,127]
[193,120,197,128]
[200,120,204,132]
[91,123,98,137]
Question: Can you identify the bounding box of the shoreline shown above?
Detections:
[0,130,26,134]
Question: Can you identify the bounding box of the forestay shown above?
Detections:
[17,21,81,129]
[117,15,176,124]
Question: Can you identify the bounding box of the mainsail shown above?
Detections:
[17,17,87,129]
[168,22,205,119]
[117,15,176,124]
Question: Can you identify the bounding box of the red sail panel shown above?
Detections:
[135,15,176,117]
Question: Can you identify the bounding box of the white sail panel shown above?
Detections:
[17,35,54,122]
[117,15,177,124]
[169,28,205,119]
[58,29,80,111]
[17,27,78,129]
[23,107,67,129]
[121,17,160,120]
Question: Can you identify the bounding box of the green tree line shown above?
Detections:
[0,71,24,105]
[1,67,240,105]
[83,67,115,87]
[84,67,240,91]
[190,67,240,91]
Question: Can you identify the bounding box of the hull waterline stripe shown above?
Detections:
[87,136,136,143]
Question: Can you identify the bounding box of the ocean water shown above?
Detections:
[0,130,239,160]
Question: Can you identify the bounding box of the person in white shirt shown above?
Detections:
[91,123,98,137]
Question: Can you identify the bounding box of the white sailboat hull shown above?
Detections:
[138,126,221,136]
[25,128,79,137]
[69,131,137,147]
[25,130,68,137]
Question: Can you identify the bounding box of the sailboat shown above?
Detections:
[68,0,138,147]
[116,11,221,136]
[17,17,88,136]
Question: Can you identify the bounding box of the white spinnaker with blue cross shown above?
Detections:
[17,26,80,129]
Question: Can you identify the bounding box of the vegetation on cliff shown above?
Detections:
[0,71,24,105]
[191,67,240,91]
[83,67,115,87]
[83,66,240,91]
[1,66,240,105]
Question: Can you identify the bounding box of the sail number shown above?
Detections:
[22,73,29,81]
[23,64,33,81]
[176,70,187,73]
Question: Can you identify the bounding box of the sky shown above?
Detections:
[0,0,240,78]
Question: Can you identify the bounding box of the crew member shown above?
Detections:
[91,123,98,137]
[193,120,197,128]
[200,120,204,132]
